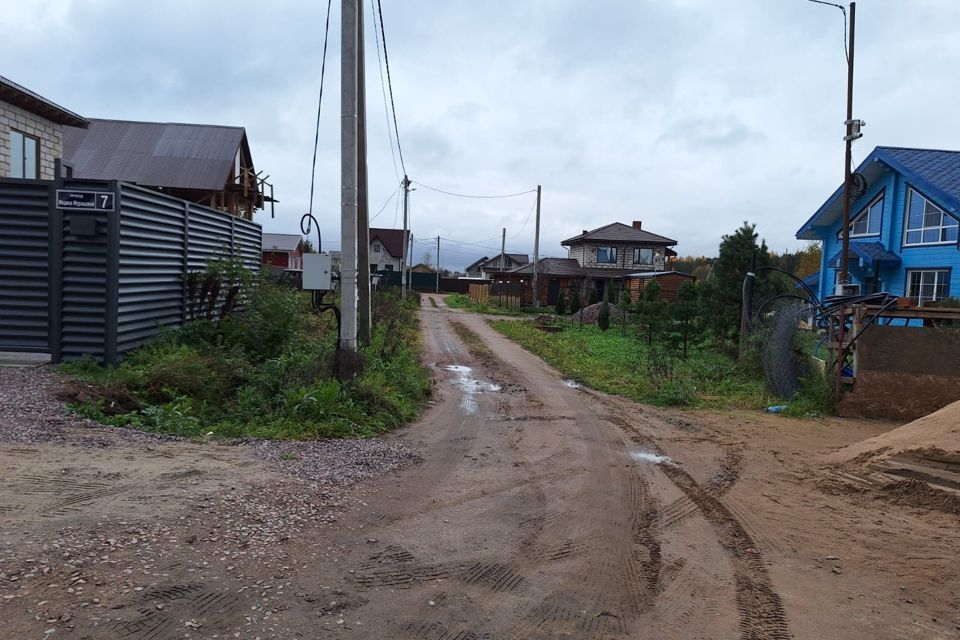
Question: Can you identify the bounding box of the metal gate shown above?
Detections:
[0,178,51,352]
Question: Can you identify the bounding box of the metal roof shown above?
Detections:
[827,241,902,270]
[797,146,960,240]
[562,222,677,246]
[627,270,697,279]
[261,233,303,253]
[499,257,586,277]
[370,227,409,258]
[0,75,88,127]
[63,119,247,191]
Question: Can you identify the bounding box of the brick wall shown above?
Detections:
[0,102,63,180]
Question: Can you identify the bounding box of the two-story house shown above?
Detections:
[369,227,409,273]
[0,74,88,180]
[796,146,960,305]
[464,253,529,279]
[491,220,678,306]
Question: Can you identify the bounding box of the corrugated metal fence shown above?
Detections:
[0,178,261,363]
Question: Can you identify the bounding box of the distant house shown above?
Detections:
[63,118,274,220]
[369,227,409,273]
[0,74,88,180]
[464,253,529,279]
[261,233,304,270]
[492,220,679,306]
[411,263,436,274]
[796,146,960,304]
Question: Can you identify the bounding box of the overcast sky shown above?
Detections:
[5,0,960,269]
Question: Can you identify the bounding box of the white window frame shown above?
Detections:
[10,130,39,179]
[903,188,959,247]
[596,246,617,264]
[906,268,950,306]
[840,193,883,239]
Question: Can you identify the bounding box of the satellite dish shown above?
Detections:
[849,172,868,201]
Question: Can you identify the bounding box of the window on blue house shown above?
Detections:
[904,189,959,245]
[596,246,617,264]
[907,269,950,305]
[845,194,883,237]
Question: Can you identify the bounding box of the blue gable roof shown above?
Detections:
[826,241,902,269]
[796,146,960,240]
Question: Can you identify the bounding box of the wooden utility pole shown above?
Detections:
[356,0,371,343]
[836,1,858,403]
[532,185,541,309]
[339,0,359,351]
[400,175,411,299]
[435,236,441,293]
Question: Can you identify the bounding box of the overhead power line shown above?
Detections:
[307,0,334,220]
[412,181,537,199]
[807,0,849,62]
[369,183,402,223]
[375,0,407,175]
[370,0,400,182]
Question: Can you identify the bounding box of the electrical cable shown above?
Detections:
[806,0,848,63]
[370,0,400,183]
[412,181,536,199]
[369,183,402,223]
[375,0,407,175]
[305,0,334,251]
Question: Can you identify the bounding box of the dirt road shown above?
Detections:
[2,295,958,639]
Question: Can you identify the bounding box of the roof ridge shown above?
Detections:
[86,117,245,131]
[877,145,960,155]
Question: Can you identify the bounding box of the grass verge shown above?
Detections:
[490,319,775,410]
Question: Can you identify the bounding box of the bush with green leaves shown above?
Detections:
[570,289,581,315]
[598,300,611,331]
[555,293,567,315]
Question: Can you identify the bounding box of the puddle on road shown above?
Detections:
[562,379,582,389]
[630,450,674,465]
[445,365,501,415]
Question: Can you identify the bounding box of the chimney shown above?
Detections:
[632,220,642,230]
[582,229,588,235]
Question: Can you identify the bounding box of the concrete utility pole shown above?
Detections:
[500,227,506,270]
[408,232,414,292]
[356,0,371,344]
[436,236,441,293]
[400,175,411,299]
[532,185,541,309]
[339,0,359,351]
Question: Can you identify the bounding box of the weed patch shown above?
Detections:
[60,267,430,440]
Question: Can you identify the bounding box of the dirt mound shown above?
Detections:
[570,302,626,325]
[827,399,960,465]
[878,478,960,515]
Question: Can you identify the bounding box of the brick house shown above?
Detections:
[491,220,679,306]
[0,75,88,180]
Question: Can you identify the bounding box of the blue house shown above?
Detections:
[797,146,960,304]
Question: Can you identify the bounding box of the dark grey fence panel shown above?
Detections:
[233,217,262,271]
[116,184,188,354]
[186,206,235,270]
[0,179,51,351]
[60,209,109,361]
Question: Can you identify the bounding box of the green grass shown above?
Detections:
[60,284,431,440]
[491,319,775,410]
[445,293,527,316]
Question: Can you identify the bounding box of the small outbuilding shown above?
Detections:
[626,270,697,302]
[261,233,304,270]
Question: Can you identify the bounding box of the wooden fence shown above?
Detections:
[469,283,489,305]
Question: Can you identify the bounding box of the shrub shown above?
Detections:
[588,288,599,305]
[598,300,611,331]
[555,293,567,315]
[570,289,581,315]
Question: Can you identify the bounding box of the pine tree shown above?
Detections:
[555,292,566,315]
[598,300,610,331]
[570,288,581,314]
[588,287,599,305]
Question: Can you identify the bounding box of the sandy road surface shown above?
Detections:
[1,295,958,639]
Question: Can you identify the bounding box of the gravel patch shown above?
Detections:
[0,366,172,447]
[253,439,422,486]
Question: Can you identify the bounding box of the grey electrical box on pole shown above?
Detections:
[340,0,359,351]
[303,253,333,291]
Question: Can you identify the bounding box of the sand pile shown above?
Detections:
[828,399,960,465]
